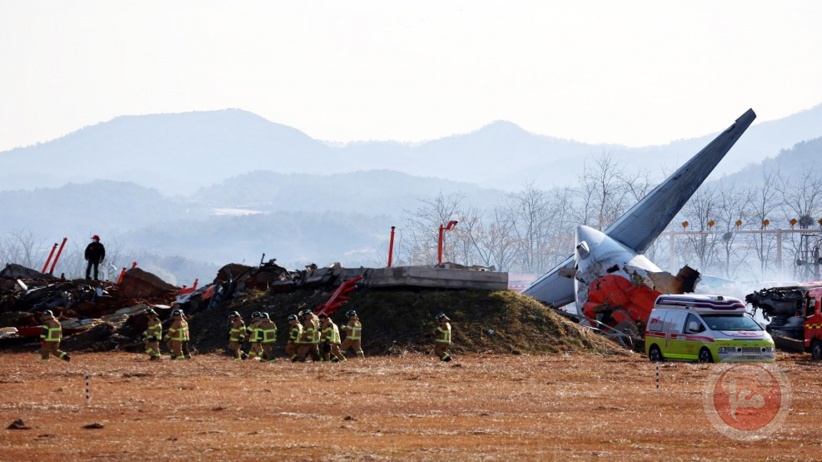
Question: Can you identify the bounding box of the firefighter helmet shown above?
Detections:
[346,310,357,318]
[299,308,313,317]
[228,311,240,319]
[172,309,184,317]
[43,310,54,317]
[436,312,450,321]
[260,312,270,319]
[287,314,298,322]
[146,308,157,316]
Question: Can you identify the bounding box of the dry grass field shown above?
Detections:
[1,351,821,461]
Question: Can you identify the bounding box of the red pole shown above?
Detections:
[41,243,58,273]
[131,261,137,269]
[49,237,67,275]
[437,221,458,266]
[387,226,396,267]
[116,268,126,284]
[437,224,444,265]
[192,278,199,290]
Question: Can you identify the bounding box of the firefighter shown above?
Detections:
[340,310,364,358]
[285,314,302,361]
[143,308,163,361]
[39,310,70,362]
[258,312,278,362]
[319,313,346,362]
[227,311,248,360]
[164,309,190,360]
[246,312,264,360]
[434,312,452,362]
[296,309,321,362]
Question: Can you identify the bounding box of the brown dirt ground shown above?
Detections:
[1,351,821,462]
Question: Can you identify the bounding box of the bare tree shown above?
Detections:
[509,183,555,274]
[712,182,752,278]
[774,168,822,279]
[0,231,48,270]
[398,193,465,266]
[459,204,519,271]
[677,185,720,271]
[743,168,782,279]
[574,152,650,230]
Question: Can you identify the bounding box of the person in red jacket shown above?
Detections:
[84,235,106,281]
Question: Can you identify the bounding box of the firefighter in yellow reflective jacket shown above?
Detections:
[39,310,70,362]
[340,310,364,358]
[434,312,452,362]
[319,313,346,362]
[227,311,248,360]
[285,314,302,361]
[246,312,264,360]
[143,308,163,361]
[295,309,321,362]
[258,312,278,362]
[164,309,190,360]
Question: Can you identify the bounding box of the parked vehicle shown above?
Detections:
[644,294,775,363]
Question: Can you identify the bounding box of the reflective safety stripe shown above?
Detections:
[289,326,302,343]
[144,321,162,338]
[166,327,182,341]
[435,325,451,343]
[248,326,263,342]
[167,325,190,342]
[347,323,362,340]
[305,327,321,344]
[41,326,61,342]
[230,325,246,342]
[262,327,277,343]
[322,324,342,344]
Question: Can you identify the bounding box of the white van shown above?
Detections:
[644,294,775,363]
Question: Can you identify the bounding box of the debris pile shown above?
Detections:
[0,260,626,356]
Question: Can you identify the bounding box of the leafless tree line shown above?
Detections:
[396,154,822,283]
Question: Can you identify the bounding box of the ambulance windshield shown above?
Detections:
[701,314,763,331]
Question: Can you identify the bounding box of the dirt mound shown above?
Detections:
[189,288,626,356]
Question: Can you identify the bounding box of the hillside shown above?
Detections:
[3,105,822,195]
[719,136,822,186]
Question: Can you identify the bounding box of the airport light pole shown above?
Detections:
[437,220,458,266]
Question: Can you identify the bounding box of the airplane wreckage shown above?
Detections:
[523,109,757,346]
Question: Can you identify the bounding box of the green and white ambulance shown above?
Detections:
[644,294,775,363]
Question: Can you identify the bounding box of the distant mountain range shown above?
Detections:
[2,104,822,195]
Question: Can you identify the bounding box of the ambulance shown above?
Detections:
[644,294,775,363]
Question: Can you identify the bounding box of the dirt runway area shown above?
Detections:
[1,351,821,461]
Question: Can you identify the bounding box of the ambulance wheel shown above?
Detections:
[698,348,714,363]
[811,340,822,361]
[648,345,663,362]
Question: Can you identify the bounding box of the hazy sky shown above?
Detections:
[2,1,821,152]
